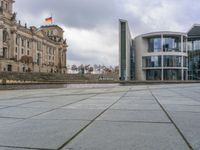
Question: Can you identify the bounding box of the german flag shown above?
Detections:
[45,17,53,23]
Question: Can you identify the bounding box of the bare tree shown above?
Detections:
[71,64,78,73]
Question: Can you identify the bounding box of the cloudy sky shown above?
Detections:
[14,0,200,66]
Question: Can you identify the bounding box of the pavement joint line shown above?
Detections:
[0,116,25,119]
[16,94,99,122]
[0,145,55,150]
[0,92,97,101]
[168,88,200,103]
[110,108,162,111]
[94,120,172,124]
[149,88,194,150]
[31,118,94,121]
[57,89,130,150]
[163,103,200,106]
[0,94,99,126]
[0,86,178,101]
[0,100,46,111]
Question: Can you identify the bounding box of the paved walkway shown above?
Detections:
[0,84,200,150]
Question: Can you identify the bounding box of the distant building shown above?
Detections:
[0,0,68,73]
[119,19,200,81]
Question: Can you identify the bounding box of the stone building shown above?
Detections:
[0,0,68,73]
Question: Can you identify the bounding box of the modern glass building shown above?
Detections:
[119,20,135,80]
[188,25,200,80]
[119,20,200,81]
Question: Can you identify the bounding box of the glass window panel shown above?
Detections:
[163,36,181,52]
[146,70,161,80]
[164,69,181,80]
[163,56,182,67]
[143,56,161,67]
[148,37,161,52]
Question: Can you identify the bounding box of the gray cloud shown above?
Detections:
[14,0,200,66]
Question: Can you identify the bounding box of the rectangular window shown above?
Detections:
[16,37,19,45]
[37,42,42,50]
[21,39,25,47]
[163,56,182,67]
[146,70,161,80]
[148,37,161,52]
[21,48,24,55]
[143,56,161,67]
[27,41,30,48]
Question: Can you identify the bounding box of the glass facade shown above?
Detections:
[146,70,161,80]
[130,44,135,80]
[163,36,181,52]
[164,69,182,80]
[143,56,161,67]
[163,56,182,67]
[188,40,200,51]
[145,35,187,81]
[188,39,200,80]
[144,55,185,80]
[148,37,162,52]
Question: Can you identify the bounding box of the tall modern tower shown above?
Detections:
[119,20,134,80]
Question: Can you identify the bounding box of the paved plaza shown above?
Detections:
[0,84,200,150]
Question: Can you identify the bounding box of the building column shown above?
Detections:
[161,34,164,81]
[186,38,188,80]
[63,50,66,67]
[10,29,17,59]
[0,22,4,57]
[181,35,184,80]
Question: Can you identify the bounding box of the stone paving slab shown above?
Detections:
[97,110,170,123]
[157,99,200,105]
[118,97,156,104]
[0,119,89,149]
[164,104,200,113]
[0,100,34,107]
[19,101,67,108]
[34,108,103,120]
[63,103,112,110]
[0,106,7,109]
[0,84,200,150]
[111,103,162,111]
[0,107,51,119]
[169,111,200,150]
[63,121,189,150]
[0,118,23,127]
[0,147,31,150]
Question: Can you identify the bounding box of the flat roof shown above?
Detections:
[141,31,187,38]
[188,24,200,37]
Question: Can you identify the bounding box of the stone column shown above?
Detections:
[64,49,67,67]
[18,36,22,60]
[10,27,17,59]
[0,21,4,57]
